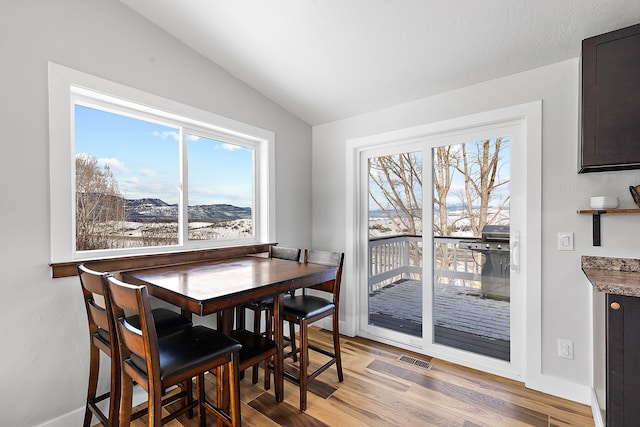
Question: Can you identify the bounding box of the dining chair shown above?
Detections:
[236,246,301,387]
[77,264,192,427]
[279,250,345,411]
[107,275,242,427]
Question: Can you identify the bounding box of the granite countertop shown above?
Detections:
[582,256,640,297]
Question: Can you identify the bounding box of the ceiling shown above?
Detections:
[119,0,640,126]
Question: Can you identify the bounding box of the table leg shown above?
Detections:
[273,293,284,401]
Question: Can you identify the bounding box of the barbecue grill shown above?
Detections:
[459,225,510,301]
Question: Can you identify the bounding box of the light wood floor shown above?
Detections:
[130,327,594,427]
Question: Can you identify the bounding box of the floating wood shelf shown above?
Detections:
[577,209,640,214]
[577,209,640,246]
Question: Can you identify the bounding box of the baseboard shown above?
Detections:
[525,373,592,405]
[591,388,605,427]
[34,407,84,427]
[35,385,148,427]
[313,317,352,336]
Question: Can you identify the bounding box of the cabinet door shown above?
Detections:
[581,23,640,172]
[607,294,640,426]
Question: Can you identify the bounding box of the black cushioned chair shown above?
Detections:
[77,264,192,427]
[107,275,242,427]
[281,250,344,411]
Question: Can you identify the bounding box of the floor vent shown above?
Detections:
[398,354,432,370]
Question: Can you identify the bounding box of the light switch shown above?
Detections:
[557,232,574,251]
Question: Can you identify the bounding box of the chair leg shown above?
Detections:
[235,306,246,331]
[263,356,271,390]
[251,308,261,384]
[333,312,344,382]
[216,365,223,417]
[263,307,272,390]
[185,379,194,419]
[83,345,100,427]
[289,320,298,362]
[107,348,121,426]
[118,374,133,427]
[265,307,272,340]
[149,379,163,427]
[196,373,206,427]
[229,355,241,427]
[298,319,309,411]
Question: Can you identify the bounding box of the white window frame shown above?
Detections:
[48,62,275,263]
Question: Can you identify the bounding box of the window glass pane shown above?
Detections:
[74,104,179,251]
[187,134,254,241]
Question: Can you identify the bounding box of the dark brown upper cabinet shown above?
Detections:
[580,23,640,173]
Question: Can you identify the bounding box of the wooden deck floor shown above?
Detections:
[369,279,510,360]
[126,327,594,426]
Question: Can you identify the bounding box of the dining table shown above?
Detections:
[120,254,338,403]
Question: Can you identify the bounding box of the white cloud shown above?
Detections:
[152,131,200,142]
[152,130,180,141]
[141,168,158,178]
[222,143,242,151]
[97,157,129,173]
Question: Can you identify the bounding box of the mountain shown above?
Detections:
[125,198,251,222]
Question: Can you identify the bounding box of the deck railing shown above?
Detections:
[368,235,481,293]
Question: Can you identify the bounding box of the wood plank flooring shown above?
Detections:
[128,327,594,427]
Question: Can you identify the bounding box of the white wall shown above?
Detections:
[312,58,640,400]
[0,1,312,425]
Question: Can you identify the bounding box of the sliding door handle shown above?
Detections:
[510,231,520,272]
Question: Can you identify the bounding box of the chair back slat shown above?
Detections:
[87,303,109,332]
[118,319,148,361]
[270,246,302,261]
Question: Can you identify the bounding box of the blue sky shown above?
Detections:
[74,105,253,207]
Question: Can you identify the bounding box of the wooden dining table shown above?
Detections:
[120,254,338,403]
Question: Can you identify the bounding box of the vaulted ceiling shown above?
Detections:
[119,0,640,125]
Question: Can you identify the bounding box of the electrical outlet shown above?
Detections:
[558,339,574,359]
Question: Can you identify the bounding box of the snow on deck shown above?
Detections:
[368,279,509,341]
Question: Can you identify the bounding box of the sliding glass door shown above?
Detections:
[357,118,526,380]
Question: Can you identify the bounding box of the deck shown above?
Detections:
[368,279,511,361]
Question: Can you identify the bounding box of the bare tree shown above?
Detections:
[369,140,508,238]
[75,154,127,250]
[456,138,510,236]
[433,145,464,237]
[368,152,422,236]
[432,145,461,279]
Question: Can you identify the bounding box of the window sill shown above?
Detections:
[50,243,274,278]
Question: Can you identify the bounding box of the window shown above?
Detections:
[49,63,275,262]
